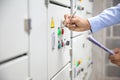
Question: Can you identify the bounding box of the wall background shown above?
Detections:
[90,0,120,80]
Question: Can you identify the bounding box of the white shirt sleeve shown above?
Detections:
[88,4,120,33]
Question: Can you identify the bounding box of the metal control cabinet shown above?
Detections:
[0,0,28,62]
[0,0,93,80]
[48,3,71,79]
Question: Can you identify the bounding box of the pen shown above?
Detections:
[63,11,76,27]
[70,11,77,20]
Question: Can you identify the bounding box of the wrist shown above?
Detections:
[86,19,92,31]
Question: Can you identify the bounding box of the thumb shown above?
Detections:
[114,48,120,54]
[70,17,79,24]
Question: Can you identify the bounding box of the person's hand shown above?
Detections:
[63,14,91,32]
[109,48,120,66]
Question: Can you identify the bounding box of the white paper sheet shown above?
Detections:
[87,35,114,55]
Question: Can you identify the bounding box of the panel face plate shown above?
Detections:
[0,56,28,80]
[72,34,92,80]
[30,0,48,80]
[48,4,70,79]
[0,0,28,61]
[72,0,93,37]
[71,1,93,79]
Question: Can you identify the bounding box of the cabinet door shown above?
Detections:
[48,4,70,79]
[72,34,92,80]
[49,0,70,7]
[0,0,28,61]
[0,56,28,80]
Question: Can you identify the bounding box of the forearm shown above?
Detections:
[88,4,120,33]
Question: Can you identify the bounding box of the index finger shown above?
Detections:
[64,14,71,19]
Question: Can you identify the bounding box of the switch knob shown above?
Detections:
[61,40,64,47]
[78,61,81,65]
[78,59,82,64]
[81,68,84,72]
[58,41,62,49]
[62,28,64,35]
[66,41,70,46]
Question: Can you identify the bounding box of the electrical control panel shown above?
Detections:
[71,1,93,79]
[48,3,71,80]
[0,0,28,62]
[0,0,93,80]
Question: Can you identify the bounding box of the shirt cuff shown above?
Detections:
[88,16,103,33]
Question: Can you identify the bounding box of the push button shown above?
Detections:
[75,59,82,67]
[75,61,79,67]
[78,59,82,64]
[58,28,61,36]
[66,41,70,46]
[81,68,84,72]
[62,28,64,35]
[58,41,62,49]
[61,40,64,47]
[78,61,81,65]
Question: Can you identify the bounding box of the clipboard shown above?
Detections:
[87,35,114,55]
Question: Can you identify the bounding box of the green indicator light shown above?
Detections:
[75,61,79,67]
[77,62,79,67]
[75,62,77,66]
[58,28,61,36]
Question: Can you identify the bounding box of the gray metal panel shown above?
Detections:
[30,0,48,80]
[72,34,92,80]
[48,4,70,79]
[0,0,28,61]
[0,56,28,80]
